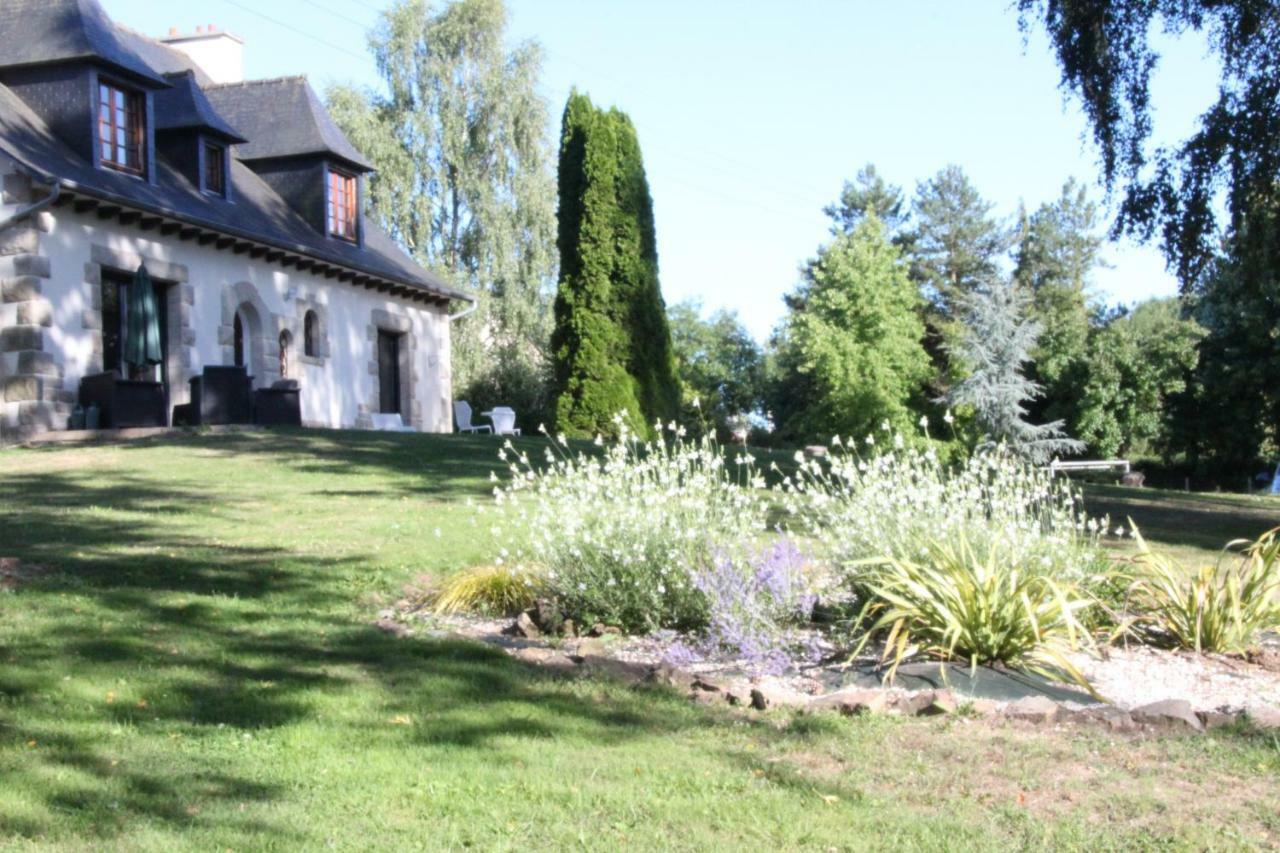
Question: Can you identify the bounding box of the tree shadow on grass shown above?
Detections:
[11,427,527,501]
[1083,484,1279,554]
[0,462,720,846]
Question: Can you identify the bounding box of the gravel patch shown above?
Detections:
[1071,639,1280,713]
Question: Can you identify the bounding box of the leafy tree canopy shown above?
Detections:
[667,301,764,439]
[770,214,931,444]
[326,0,557,402]
[1018,0,1279,287]
[1014,178,1105,428]
[1075,298,1205,458]
[1020,1,1280,472]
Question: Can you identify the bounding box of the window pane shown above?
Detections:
[98,83,144,174]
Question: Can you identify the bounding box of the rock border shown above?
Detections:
[376,611,1280,734]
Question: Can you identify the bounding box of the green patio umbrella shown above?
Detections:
[123,264,162,376]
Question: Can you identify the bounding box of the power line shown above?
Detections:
[300,0,377,29]
[217,0,836,217]
[218,0,369,62]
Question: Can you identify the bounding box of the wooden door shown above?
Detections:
[377,330,401,415]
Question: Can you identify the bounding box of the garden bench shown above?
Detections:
[1048,459,1131,477]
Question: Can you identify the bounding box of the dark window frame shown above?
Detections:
[96,77,147,176]
[303,310,320,358]
[326,166,359,243]
[201,138,228,198]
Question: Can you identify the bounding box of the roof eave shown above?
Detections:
[14,164,469,303]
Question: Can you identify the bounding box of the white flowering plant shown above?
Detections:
[488,416,772,633]
[777,424,1113,592]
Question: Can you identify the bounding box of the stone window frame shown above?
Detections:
[83,244,194,406]
[364,308,419,429]
[219,281,290,387]
[296,299,330,366]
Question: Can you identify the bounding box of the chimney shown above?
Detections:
[160,26,244,84]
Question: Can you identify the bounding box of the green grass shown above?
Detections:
[1083,481,1280,565]
[1,430,1278,850]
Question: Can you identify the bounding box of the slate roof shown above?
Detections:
[154,72,247,143]
[203,77,375,171]
[0,0,169,87]
[0,83,465,301]
[113,24,209,84]
[0,0,466,303]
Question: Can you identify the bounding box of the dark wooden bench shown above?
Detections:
[78,371,167,429]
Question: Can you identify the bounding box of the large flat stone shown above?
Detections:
[807,687,892,716]
[1131,699,1202,732]
[2,275,41,303]
[12,253,49,278]
[16,300,51,326]
[16,350,56,376]
[1067,705,1137,732]
[0,325,42,353]
[750,684,811,711]
[576,654,652,684]
[2,376,39,402]
[1244,705,1280,730]
[0,226,38,256]
[1005,695,1060,724]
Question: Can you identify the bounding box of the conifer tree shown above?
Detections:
[946,279,1083,463]
[551,92,679,437]
[770,214,931,444]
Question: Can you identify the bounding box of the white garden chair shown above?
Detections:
[454,401,492,434]
[483,406,521,436]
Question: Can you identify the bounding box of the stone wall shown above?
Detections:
[0,166,67,440]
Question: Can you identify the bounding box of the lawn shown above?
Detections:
[1083,481,1280,565]
[1,430,1278,850]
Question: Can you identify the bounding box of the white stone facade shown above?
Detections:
[1,152,453,438]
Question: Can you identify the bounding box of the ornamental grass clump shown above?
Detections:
[778,431,1108,588]
[488,418,771,633]
[853,534,1095,690]
[1121,525,1280,654]
[431,564,544,617]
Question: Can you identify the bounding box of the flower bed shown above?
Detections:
[430,421,1280,701]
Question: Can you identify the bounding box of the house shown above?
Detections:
[0,0,472,439]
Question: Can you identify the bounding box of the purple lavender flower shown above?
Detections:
[689,537,814,674]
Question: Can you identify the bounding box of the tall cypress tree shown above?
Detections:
[551,92,679,437]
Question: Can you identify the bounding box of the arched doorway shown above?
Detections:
[230,300,264,384]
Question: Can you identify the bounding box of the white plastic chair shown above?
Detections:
[486,407,521,436]
[454,401,492,434]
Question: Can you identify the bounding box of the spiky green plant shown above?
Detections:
[852,534,1095,690]
[432,565,544,617]
[1122,525,1280,654]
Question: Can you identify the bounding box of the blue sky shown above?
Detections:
[103,0,1219,340]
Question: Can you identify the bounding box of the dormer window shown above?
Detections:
[327,167,357,242]
[202,141,227,197]
[98,81,146,175]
